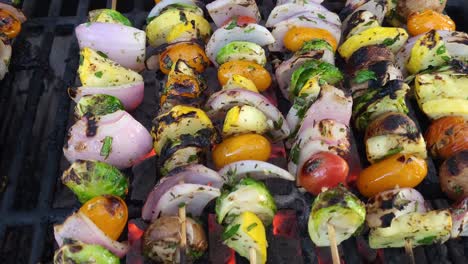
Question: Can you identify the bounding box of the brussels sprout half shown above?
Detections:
[216,41,267,66]
[308,186,366,246]
[216,177,277,226]
[89,9,132,26]
[74,94,124,119]
[289,59,343,98]
[54,239,119,264]
[62,160,128,203]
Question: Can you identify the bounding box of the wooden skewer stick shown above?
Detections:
[249,247,257,264]
[111,0,117,10]
[178,203,187,263]
[404,239,416,264]
[178,180,187,263]
[327,224,340,264]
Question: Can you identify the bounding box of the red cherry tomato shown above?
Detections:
[299,152,349,195]
[222,16,257,27]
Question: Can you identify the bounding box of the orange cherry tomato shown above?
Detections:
[284,27,337,52]
[407,10,455,36]
[357,154,428,198]
[425,116,468,160]
[218,60,271,91]
[0,9,21,39]
[212,133,271,169]
[161,73,201,106]
[159,42,210,74]
[79,195,128,240]
[222,16,257,27]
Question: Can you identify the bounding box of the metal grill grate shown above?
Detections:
[0,0,467,263]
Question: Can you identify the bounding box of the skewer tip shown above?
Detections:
[327,223,340,264]
[249,247,257,264]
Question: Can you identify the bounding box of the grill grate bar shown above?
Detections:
[0,29,56,212]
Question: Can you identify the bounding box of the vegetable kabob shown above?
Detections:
[337,0,428,198]
[0,2,26,80]
[266,0,366,261]
[204,0,291,172]
[337,0,464,254]
[54,8,153,262]
[139,1,218,262]
[390,2,467,201]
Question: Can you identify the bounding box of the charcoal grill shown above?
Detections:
[0,0,467,263]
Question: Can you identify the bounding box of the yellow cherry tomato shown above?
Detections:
[357,154,428,198]
[0,9,21,39]
[218,60,271,92]
[159,42,210,74]
[407,10,455,36]
[79,195,128,240]
[212,133,271,169]
[284,27,337,52]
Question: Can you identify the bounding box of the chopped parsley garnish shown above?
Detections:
[100,136,113,158]
[222,224,240,241]
[94,71,103,78]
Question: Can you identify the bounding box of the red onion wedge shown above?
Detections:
[266,3,341,28]
[451,198,468,238]
[142,164,224,220]
[205,23,274,66]
[269,15,341,52]
[218,160,295,182]
[63,110,152,169]
[296,85,352,138]
[206,88,290,141]
[153,183,220,218]
[0,3,26,22]
[54,212,129,258]
[69,81,144,111]
[277,0,324,5]
[290,119,350,151]
[207,0,261,28]
[75,23,146,72]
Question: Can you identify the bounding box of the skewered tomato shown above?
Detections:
[407,10,455,36]
[218,60,271,91]
[425,116,468,159]
[284,27,337,52]
[79,195,128,240]
[357,154,427,197]
[212,133,271,169]
[299,152,349,195]
[159,42,210,74]
[222,16,257,27]
[0,9,21,39]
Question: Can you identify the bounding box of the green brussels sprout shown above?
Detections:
[297,39,333,55]
[216,177,277,226]
[61,160,128,203]
[352,80,409,131]
[216,41,267,66]
[89,9,132,26]
[308,186,365,246]
[74,94,124,119]
[290,59,343,98]
[54,240,119,264]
